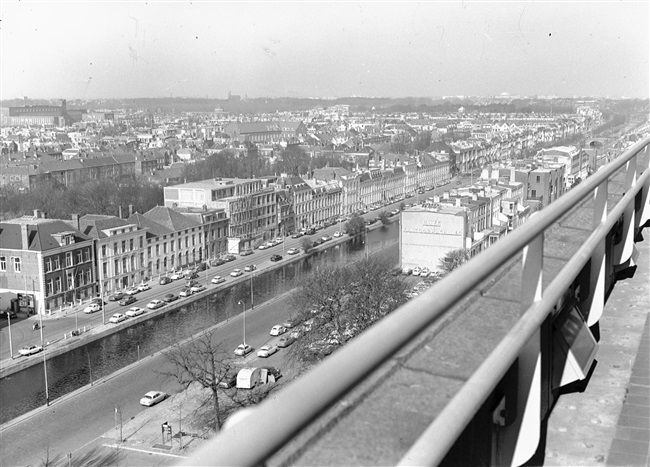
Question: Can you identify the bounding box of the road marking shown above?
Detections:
[102,443,187,458]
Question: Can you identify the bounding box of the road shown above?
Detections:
[0,290,293,467]
[0,182,454,364]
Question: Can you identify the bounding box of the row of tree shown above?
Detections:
[0,177,164,221]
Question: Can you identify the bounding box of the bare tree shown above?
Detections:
[161,330,238,431]
[344,213,365,236]
[438,248,471,275]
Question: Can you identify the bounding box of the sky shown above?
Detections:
[1,1,648,100]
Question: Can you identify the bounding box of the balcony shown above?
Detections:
[181,137,650,466]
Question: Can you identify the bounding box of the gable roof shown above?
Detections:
[138,206,202,233]
[0,219,91,251]
[78,215,137,239]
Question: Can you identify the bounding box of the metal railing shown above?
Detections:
[181,137,650,466]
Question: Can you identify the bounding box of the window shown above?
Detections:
[122,240,126,252]
[531,189,537,198]
[66,252,73,267]
[45,259,52,272]
[76,251,83,264]
[139,236,143,249]
[46,280,53,296]
[130,239,134,251]
[178,239,182,249]
[114,242,118,254]
[84,249,90,262]
[101,245,107,257]
[114,259,119,274]
[192,234,195,246]
[85,269,92,283]
[54,277,61,294]
[102,262,107,276]
[163,242,168,254]
[536,175,540,182]
[13,257,21,273]
[122,257,128,272]
[155,245,160,256]
[54,257,60,270]
[147,246,151,257]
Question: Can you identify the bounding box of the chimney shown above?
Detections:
[118,206,123,219]
[128,204,134,216]
[21,224,29,248]
[72,214,80,230]
[455,198,462,207]
[33,209,41,218]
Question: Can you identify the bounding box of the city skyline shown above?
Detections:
[1,1,648,100]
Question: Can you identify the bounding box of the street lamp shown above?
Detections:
[237,300,246,344]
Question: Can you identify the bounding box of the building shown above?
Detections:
[74,214,148,294]
[539,146,590,188]
[163,178,277,252]
[8,99,72,126]
[0,211,96,315]
[223,122,282,144]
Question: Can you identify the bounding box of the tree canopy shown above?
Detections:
[438,248,470,275]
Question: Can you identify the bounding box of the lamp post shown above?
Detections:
[237,300,246,344]
[7,312,13,359]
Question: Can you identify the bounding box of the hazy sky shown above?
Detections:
[1,1,648,100]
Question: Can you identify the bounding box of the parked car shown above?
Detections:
[289,329,302,339]
[190,284,206,293]
[230,269,243,277]
[234,343,253,356]
[124,287,139,295]
[109,313,127,324]
[159,276,172,285]
[137,283,151,292]
[126,307,145,317]
[287,248,299,255]
[240,249,254,256]
[312,238,324,246]
[244,264,257,272]
[170,270,184,280]
[224,255,236,262]
[333,231,342,238]
[179,287,192,297]
[270,325,287,336]
[186,279,199,288]
[107,292,124,301]
[282,318,299,328]
[140,391,167,407]
[257,244,268,250]
[163,293,179,303]
[257,344,278,358]
[277,335,296,348]
[90,297,106,306]
[195,262,208,271]
[218,371,238,389]
[412,267,422,276]
[83,303,102,314]
[147,299,165,310]
[304,228,316,235]
[270,254,283,262]
[210,258,226,267]
[19,345,43,356]
[119,295,137,306]
[260,366,282,381]
[291,232,304,239]
[0,310,17,320]
[184,271,199,280]
[402,267,412,275]
[321,235,332,242]
[211,275,226,284]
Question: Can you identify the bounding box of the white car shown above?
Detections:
[211,275,226,284]
[170,271,184,280]
[234,343,253,356]
[83,303,101,314]
[140,391,167,407]
[190,284,205,293]
[230,269,243,277]
[109,313,127,324]
[270,325,287,336]
[287,248,299,255]
[19,344,43,356]
[257,344,278,358]
[147,299,165,310]
[333,231,342,238]
[126,307,145,317]
[412,267,422,276]
[137,283,151,292]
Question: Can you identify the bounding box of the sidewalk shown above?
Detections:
[544,233,650,466]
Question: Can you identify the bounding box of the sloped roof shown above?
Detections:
[312,167,353,182]
[140,206,202,232]
[0,219,90,251]
[78,215,135,239]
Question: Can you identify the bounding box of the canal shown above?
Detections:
[0,223,399,424]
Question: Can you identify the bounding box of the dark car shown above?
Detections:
[119,295,137,306]
[260,366,282,381]
[240,249,254,256]
[218,371,238,389]
[277,335,296,348]
[163,293,179,303]
[0,310,17,320]
[159,276,172,285]
[186,279,199,288]
[291,232,304,239]
[108,292,124,301]
[270,254,283,262]
[224,255,236,262]
[210,258,226,267]
[304,228,316,235]
[195,262,208,272]
[90,297,107,306]
[185,271,199,280]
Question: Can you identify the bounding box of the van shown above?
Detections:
[236,368,262,389]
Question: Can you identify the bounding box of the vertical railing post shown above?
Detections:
[498,232,544,466]
[612,155,637,265]
[637,144,650,227]
[586,178,608,326]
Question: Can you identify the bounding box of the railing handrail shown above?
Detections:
[183,137,650,467]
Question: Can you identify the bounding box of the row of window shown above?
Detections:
[101,237,143,257]
[45,269,93,296]
[43,249,92,272]
[0,256,21,273]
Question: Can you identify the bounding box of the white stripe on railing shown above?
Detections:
[182,137,650,467]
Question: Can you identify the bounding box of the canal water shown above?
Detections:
[0,224,399,424]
